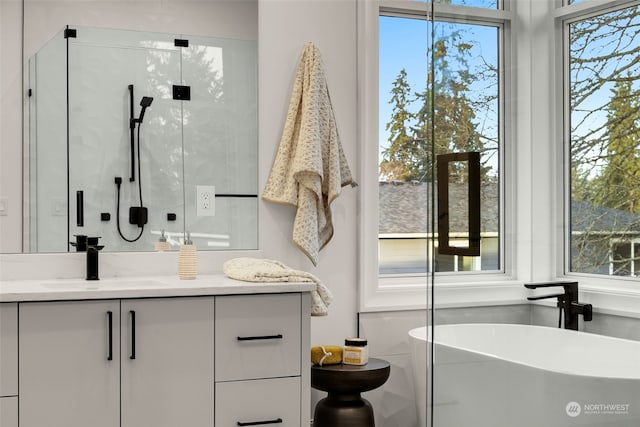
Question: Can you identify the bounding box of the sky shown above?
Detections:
[378,14,499,173]
[379,3,640,180]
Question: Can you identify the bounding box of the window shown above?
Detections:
[416,0,500,8]
[566,3,640,278]
[611,240,640,277]
[378,5,503,277]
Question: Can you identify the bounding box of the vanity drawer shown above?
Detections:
[215,377,300,427]
[215,294,301,381]
[0,303,18,397]
[0,397,18,427]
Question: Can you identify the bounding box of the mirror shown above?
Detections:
[13,0,258,254]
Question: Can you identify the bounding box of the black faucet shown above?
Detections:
[85,237,104,281]
[70,234,88,252]
[524,281,593,330]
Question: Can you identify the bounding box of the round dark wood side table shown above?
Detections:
[311,358,391,427]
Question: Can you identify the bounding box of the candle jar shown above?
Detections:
[343,338,368,365]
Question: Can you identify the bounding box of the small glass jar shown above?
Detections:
[343,338,368,365]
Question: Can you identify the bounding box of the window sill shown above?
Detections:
[361,273,640,318]
[576,276,640,319]
[360,274,527,312]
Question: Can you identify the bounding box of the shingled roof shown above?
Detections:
[378,181,499,234]
[571,200,640,233]
[379,181,639,235]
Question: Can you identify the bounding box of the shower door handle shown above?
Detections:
[437,152,481,256]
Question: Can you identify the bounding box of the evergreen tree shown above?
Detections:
[412,31,494,182]
[380,29,494,183]
[590,78,640,214]
[380,69,422,181]
[569,5,640,189]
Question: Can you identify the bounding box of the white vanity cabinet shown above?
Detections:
[215,293,309,427]
[19,300,121,427]
[0,303,18,427]
[19,297,215,427]
[120,297,215,427]
[4,277,313,427]
[216,377,301,426]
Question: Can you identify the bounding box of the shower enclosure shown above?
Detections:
[27,26,258,253]
[374,0,640,426]
[376,1,501,423]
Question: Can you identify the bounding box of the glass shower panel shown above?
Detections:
[68,28,183,252]
[377,7,434,425]
[27,26,259,253]
[430,3,501,427]
[431,20,500,273]
[28,29,67,252]
[182,36,258,250]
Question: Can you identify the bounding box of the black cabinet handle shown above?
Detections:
[76,190,84,227]
[237,334,283,341]
[130,310,136,360]
[107,311,113,361]
[237,418,283,426]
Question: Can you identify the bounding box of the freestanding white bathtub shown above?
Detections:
[409,324,640,427]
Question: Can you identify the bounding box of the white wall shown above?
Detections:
[258,0,359,345]
[256,5,359,419]
[0,0,23,253]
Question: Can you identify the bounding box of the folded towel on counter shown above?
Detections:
[262,42,354,266]
[222,257,334,316]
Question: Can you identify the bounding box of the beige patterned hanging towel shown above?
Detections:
[262,42,354,266]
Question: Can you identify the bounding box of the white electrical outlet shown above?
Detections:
[51,197,66,216]
[196,185,215,217]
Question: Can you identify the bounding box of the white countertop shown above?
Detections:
[0,274,316,302]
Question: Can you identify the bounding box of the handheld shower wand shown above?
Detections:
[117,85,154,243]
[135,96,154,125]
[127,85,154,182]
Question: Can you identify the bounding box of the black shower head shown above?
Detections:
[137,96,154,123]
[140,96,153,108]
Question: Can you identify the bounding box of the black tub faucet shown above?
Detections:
[524,281,593,331]
[86,237,104,281]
